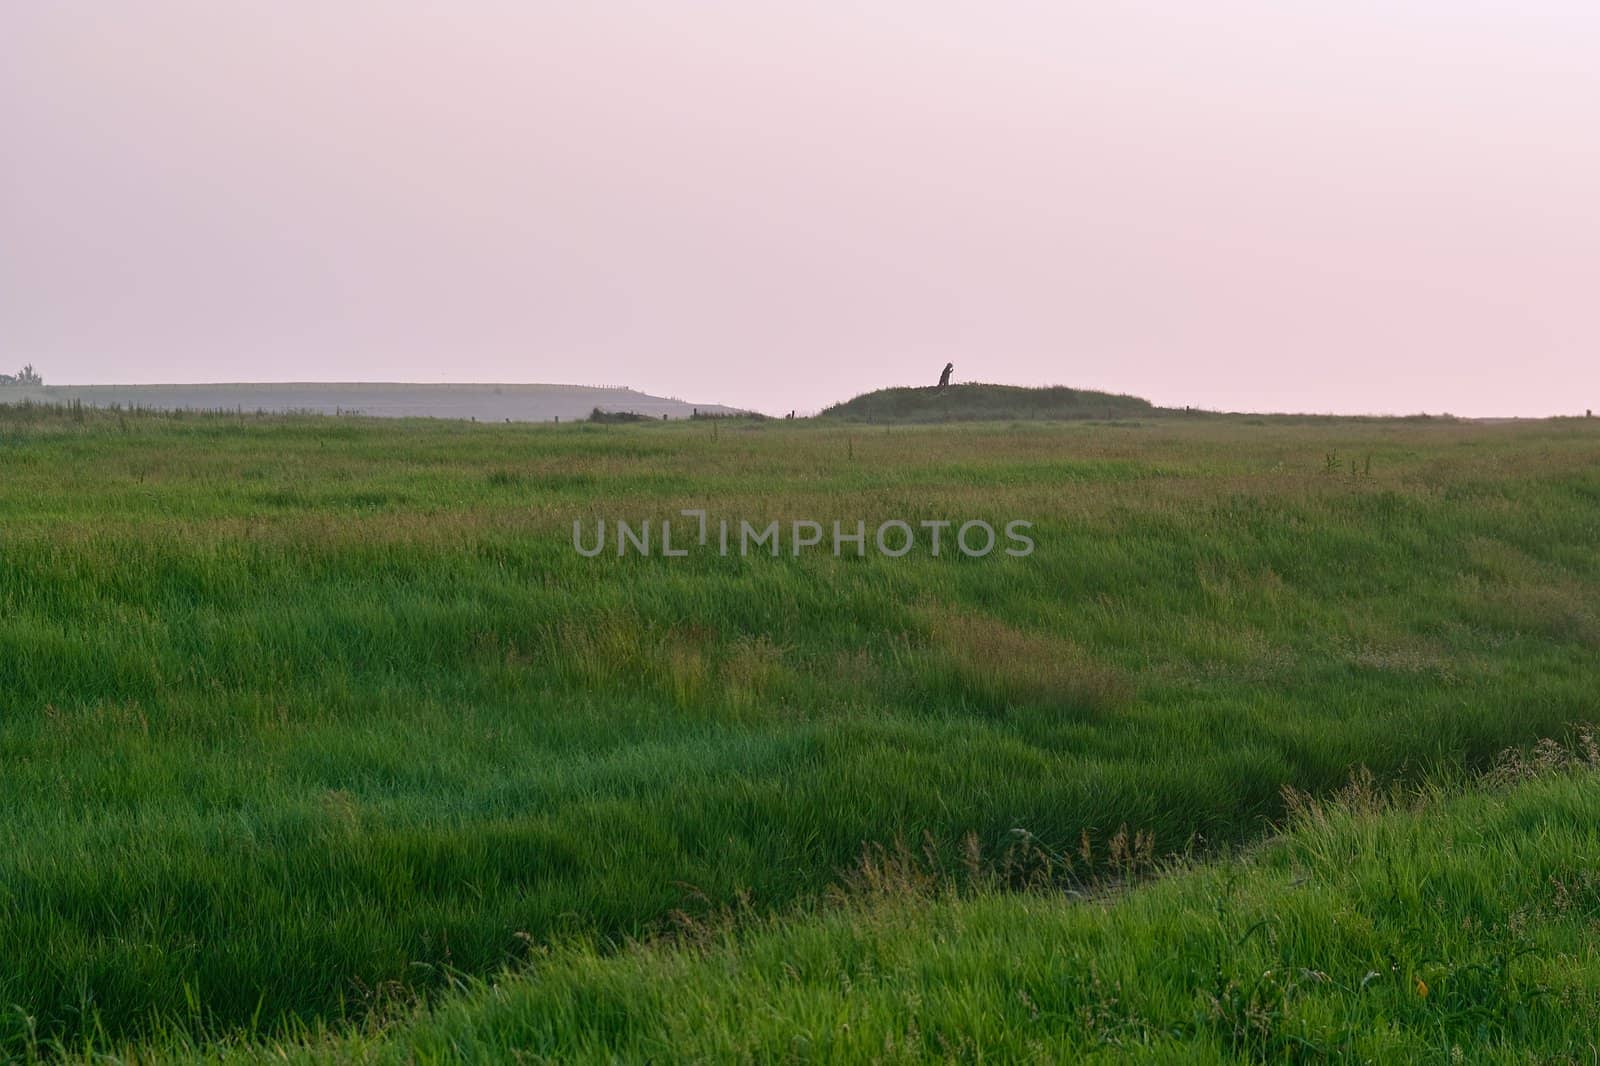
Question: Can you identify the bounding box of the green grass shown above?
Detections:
[110,745,1600,1063]
[1,403,1598,1058]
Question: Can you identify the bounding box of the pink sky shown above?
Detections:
[2,2,1596,416]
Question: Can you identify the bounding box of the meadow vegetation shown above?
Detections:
[124,743,1600,1062]
[1,402,1597,1059]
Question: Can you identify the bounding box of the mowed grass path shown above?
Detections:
[0,407,1597,1050]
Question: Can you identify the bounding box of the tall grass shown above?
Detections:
[82,741,1600,1063]
[0,405,1597,1055]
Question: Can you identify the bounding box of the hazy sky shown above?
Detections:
[3,2,1596,416]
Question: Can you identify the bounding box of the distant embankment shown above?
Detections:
[820,383,1159,422]
[4,383,745,422]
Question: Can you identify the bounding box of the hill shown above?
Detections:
[2,382,744,422]
[820,382,1159,421]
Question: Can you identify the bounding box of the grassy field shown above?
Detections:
[1,404,1598,1059]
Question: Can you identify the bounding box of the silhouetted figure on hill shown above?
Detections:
[937,362,954,390]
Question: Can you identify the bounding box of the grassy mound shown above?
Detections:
[819,382,1158,421]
